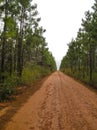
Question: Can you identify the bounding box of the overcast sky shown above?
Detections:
[34,0,94,68]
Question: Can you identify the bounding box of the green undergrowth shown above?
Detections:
[0,64,51,101]
[21,64,51,85]
[61,68,97,89]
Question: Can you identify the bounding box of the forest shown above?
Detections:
[0,0,57,101]
[60,0,97,87]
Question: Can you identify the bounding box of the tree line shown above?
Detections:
[60,0,97,86]
[0,0,56,100]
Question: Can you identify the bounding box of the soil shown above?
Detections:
[1,71,97,130]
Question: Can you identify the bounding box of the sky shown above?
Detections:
[34,0,94,68]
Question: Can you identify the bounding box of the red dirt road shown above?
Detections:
[3,71,97,130]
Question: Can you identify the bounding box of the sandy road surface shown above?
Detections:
[3,71,97,130]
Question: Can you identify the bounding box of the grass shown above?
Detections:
[0,64,52,101]
[61,68,97,89]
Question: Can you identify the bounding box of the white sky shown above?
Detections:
[34,0,94,68]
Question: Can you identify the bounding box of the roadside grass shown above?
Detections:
[61,68,97,89]
[0,64,51,101]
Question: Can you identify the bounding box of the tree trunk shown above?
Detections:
[89,44,93,81]
[17,7,24,77]
[17,36,22,77]
[0,0,8,82]
[1,38,6,82]
[9,41,13,76]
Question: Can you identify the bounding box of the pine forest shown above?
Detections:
[0,0,57,101]
[60,0,97,87]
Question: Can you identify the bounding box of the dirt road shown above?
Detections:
[3,71,97,130]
